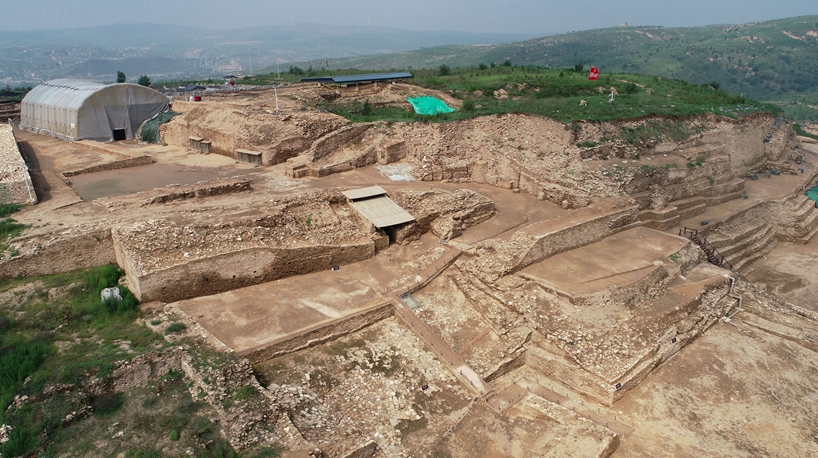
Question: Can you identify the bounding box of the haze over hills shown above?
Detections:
[2,16,817,121]
[0,23,531,85]
[304,15,818,121]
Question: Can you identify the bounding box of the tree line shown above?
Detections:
[116,71,151,87]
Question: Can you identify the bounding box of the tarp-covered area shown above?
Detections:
[407,96,455,115]
[20,79,170,142]
[139,111,178,144]
[806,185,818,204]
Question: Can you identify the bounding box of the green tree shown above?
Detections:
[439,64,451,76]
[362,99,372,116]
[574,61,585,73]
[502,60,512,67]
[478,63,488,70]
[137,75,151,87]
[116,71,126,83]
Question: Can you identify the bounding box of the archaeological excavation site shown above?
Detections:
[2,77,818,458]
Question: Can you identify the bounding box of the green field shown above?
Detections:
[225,65,771,125]
[0,260,279,457]
[284,15,818,122]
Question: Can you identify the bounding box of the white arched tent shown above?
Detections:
[20,79,170,142]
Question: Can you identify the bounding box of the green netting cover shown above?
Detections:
[407,96,455,115]
[139,111,178,144]
[806,187,818,203]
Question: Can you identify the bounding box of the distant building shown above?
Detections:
[300,72,413,86]
[620,22,629,27]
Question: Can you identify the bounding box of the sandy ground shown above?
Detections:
[173,234,446,354]
[745,238,818,312]
[520,227,688,295]
[613,319,818,457]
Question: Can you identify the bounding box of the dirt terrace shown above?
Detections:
[3,81,817,457]
[254,318,618,458]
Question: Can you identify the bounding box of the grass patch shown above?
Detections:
[0,218,27,240]
[125,449,163,458]
[314,66,770,125]
[0,264,169,457]
[794,124,818,141]
[165,322,187,335]
[0,204,22,218]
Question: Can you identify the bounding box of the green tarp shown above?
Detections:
[139,111,178,144]
[807,187,818,204]
[407,96,455,115]
[805,179,818,205]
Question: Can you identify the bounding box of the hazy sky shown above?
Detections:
[3,0,815,34]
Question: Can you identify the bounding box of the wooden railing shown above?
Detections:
[679,227,734,271]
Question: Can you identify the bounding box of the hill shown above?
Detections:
[239,65,772,127]
[0,23,531,85]
[304,16,818,122]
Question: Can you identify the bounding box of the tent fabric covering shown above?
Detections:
[139,111,178,144]
[20,79,170,142]
[407,96,455,115]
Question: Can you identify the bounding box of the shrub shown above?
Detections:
[709,81,721,90]
[169,429,180,441]
[438,64,451,76]
[461,99,475,111]
[573,61,585,73]
[478,63,487,70]
[687,161,696,168]
[165,322,186,335]
[621,82,638,94]
[91,392,124,417]
[361,99,372,116]
[125,448,163,458]
[502,60,512,67]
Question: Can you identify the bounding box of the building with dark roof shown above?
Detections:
[300,72,413,85]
